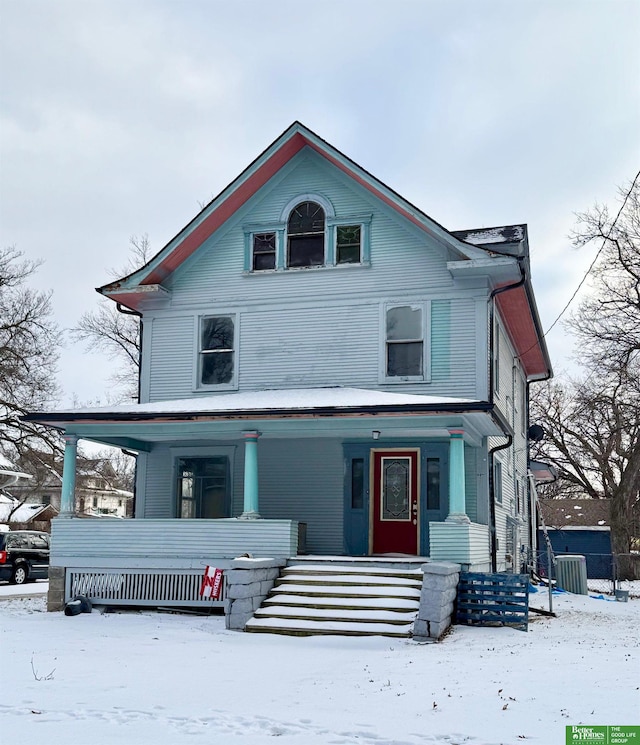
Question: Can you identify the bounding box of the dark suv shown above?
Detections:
[0,530,50,584]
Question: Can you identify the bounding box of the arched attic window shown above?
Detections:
[287,201,325,267]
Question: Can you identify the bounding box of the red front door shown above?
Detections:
[371,449,419,555]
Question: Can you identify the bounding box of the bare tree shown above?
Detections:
[71,234,152,402]
[0,247,61,459]
[568,177,640,371]
[530,177,640,576]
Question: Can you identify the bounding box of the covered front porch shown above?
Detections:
[26,388,508,608]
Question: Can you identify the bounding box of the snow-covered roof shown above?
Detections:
[539,499,611,529]
[34,387,479,418]
[0,500,57,523]
[0,454,33,486]
[452,224,526,247]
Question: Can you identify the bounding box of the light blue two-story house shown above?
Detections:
[28,122,552,610]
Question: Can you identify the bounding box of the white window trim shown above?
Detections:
[193,313,239,392]
[379,300,432,384]
[243,199,372,273]
[279,193,336,222]
[494,459,503,504]
[494,323,501,395]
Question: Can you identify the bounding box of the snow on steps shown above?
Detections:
[245,563,422,638]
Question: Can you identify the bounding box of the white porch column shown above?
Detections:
[59,434,78,517]
[446,429,470,523]
[239,431,261,519]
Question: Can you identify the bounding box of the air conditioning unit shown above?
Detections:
[555,555,588,595]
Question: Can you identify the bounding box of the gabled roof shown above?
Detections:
[97,122,552,380]
[98,121,487,304]
[0,499,58,524]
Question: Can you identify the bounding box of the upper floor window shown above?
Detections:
[244,195,371,273]
[252,232,276,271]
[336,225,361,264]
[287,201,325,267]
[494,460,503,504]
[199,315,235,386]
[383,303,430,381]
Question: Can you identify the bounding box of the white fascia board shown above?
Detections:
[447,257,521,284]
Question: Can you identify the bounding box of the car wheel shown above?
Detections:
[11,565,28,585]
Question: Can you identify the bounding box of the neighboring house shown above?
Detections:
[8,456,133,519]
[0,494,58,532]
[0,454,56,531]
[0,453,32,490]
[25,122,552,609]
[538,498,613,579]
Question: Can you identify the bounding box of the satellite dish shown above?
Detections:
[528,424,545,442]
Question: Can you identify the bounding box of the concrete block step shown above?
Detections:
[283,564,423,581]
[263,593,419,612]
[254,605,417,624]
[245,616,414,637]
[269,582,421,599]
[275,573,422,589]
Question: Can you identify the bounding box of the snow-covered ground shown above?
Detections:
[1,589,637,745]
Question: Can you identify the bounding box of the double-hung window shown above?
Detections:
[383,303,430,381]
[287,201,325,267]
[199,315,236,387]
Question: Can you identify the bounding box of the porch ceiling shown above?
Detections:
[24,388,511,451]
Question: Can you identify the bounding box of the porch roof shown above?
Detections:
[24,387,511,451]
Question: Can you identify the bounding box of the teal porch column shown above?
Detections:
[240,431,261,519]
[446,429,470,523]
[60,434,78,517]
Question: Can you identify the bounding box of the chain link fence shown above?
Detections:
[531,549,639,597]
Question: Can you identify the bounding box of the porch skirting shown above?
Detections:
[428,521,490,570]
[47,517,300,610]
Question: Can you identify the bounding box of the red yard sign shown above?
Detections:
[200,566,224,599]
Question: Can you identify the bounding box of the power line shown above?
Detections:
[541,169,640,339]
[519,170,640,361]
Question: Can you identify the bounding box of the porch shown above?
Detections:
[46,516,489,611]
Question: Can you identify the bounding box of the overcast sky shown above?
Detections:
[1,0,639,408]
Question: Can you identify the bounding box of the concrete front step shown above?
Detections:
[276,573,422,589]
[263,593,419,612]
[248,562,422,638]
[254,605,417,624]
[283,564,423,581]
[269,582,421,599]
[245,617,415,637]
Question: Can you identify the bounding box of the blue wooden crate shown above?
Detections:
[456,572,529,631]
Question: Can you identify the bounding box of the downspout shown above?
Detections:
[116,303,143,517]
[116,303,143,405]
[487,260,526,572]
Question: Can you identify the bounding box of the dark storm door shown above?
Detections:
[371,450,419,555]
[177,457,230,519]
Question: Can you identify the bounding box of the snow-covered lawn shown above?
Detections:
[1,591,637,745]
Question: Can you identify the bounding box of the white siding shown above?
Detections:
[141,149,487,403]
[142,438,344,555]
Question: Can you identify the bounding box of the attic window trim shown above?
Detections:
[243,210,372,273]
